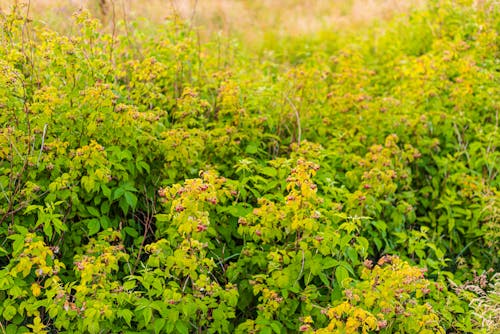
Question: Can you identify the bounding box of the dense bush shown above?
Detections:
[0,0,498,333]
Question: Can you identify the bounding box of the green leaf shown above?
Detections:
[261,167,277,177]
[154,318,166,334]
[87,219,100,236]
[87,319,99,334]
[43,222,53,239]
[319,272,330,287]
[121,182,138,192]
[87,206,100,217]
[310,257,322,276]
[101,200,111,215]
[245,143,259,154]
[175,321,189,334]
[119,197,129,215]
[227,204,252,218]
[167,309,179,323]
[357,237,369,254]
[322,258,339,269]
[10,235,25,256]
[3,305,16,321]
[335,266,349,287]
[5,324,18,334]
[114,187,125,200]
[117,309,133,327]
[270,321,282,334]
[123,226,139,238]
[81,175,95,193]
[124,192,138,210]
[372,220,387,233]
[101,184,112,199]
[340,261,355,276]
[143,307,152,325]
[123,280,136,291]
[137,161,150,174]
[340,234,352,248]
[261,327,272,334]
[346,247,359,264]
[155,214,169,222]
[100,216,111,229]
[13,225,29,235]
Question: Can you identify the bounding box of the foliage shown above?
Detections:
[0,0,498,332]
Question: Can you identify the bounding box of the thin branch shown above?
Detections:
[36,123,47,166]
[0,181,9,205]
[295,249,305,287]
[188,0,199,33]
[453,122,470,165]
[285,95,302,146]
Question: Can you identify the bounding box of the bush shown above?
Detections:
[0,1,498,332]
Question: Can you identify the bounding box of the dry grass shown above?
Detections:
[450,271,500,333]
[0,0,425,38]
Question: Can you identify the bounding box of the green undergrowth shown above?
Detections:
[0,0,498,333]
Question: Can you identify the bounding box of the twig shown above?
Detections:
[295,249,305,286]
[36,123,47,166]
[453,122,470,165]
[188,0,199,33]
[109,0,116,64]
[285,95,302,146]
[0,181,10,205]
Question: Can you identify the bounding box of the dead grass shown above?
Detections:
[0,0,425,39]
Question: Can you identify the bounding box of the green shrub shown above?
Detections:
[0,1,498,332]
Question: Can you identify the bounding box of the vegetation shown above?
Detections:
[0,0,498,333]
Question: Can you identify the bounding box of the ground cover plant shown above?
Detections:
[0,0,498,333]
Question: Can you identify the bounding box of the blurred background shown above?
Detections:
[0,0,424,39]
